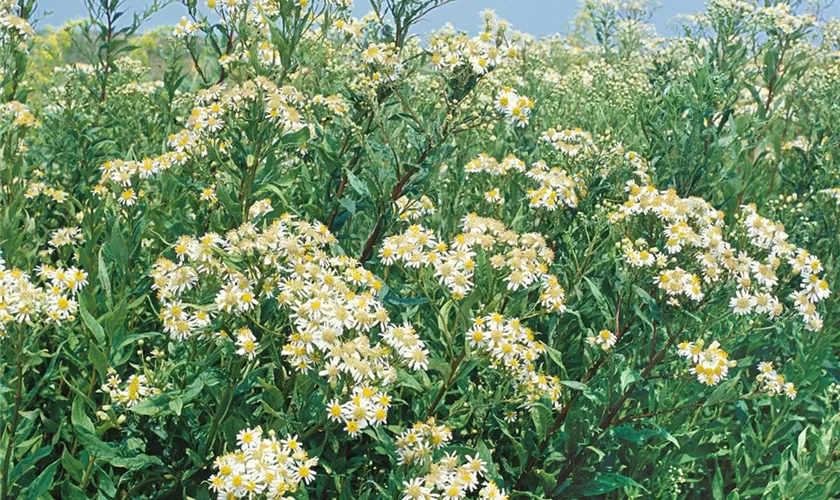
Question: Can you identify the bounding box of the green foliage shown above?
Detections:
[2,0,840,499]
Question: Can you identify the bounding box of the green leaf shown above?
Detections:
[98,247,113,309]
[88,343,109,380]
[61,448,85,483]
[74,427,118,460]
[620,368,642,392]
[545,346,564,368]
[338,197,356,215]
[8,445,52,486]
[706,376,739,405]
[384,295,429,306]
[279,126,310,147]
[72,395,95,433]
[583,276,613,322]
[216,184,241,223]
[169,397,184,416]
[130,377,204,416]
[530,403,552,440]
[109,220,129,269]
[537,469,558,493]
[74,427,163,471]
[498,423,528,471]
[613,425,657,443]
[580,472,648,496]
[713,462,724,500]
[560,380,589,392]
[60,482,89,500]
[79,301,106,345]
[108,454,164,470]
[395,370,425,392]
[346,170,370,198]
[20,459,59,500]
[652,424,680,449]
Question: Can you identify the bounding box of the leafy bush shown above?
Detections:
[2,0,840,498]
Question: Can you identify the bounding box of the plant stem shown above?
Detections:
[426,350,466,419]
[1,330,24,500]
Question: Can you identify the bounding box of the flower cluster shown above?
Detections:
[0,257,87,335]
[49,226,83,249]
[402,452,507,500]
[204,0,315,28]
[326,385,393,436]
[467,314,563,409]
[0,0,34,39]
[172,16,201,38]
[608,144,652,179]
[620,238,661,268]
[733,86,770,116]
[525,160,586,210]
[741,205,830,331]
[756,361,797,399]
[359,42,404,86]
[612,174,830,331]
[379,224,442,269]
[100,370,161,408]
[233,327,259,360]
[96,78,306,205]
[587,329,617,351]
[394,195,438,221]
[463,153,586,211]
[151,214,429,433]
[248,198,274,219]
[781,136,811,153]
[381,214,567,312]
[465,153,526,177]
[209,427,319,499]
[494,87,534,127]
[395,419,453,465]
[821,187,840,205]
[656,267,705,302]
[191,0,317,68]
[677,339,736,386]
[484,187,504,204]
[540,127,595,158]
[427,11,523,76]
[326,15,367,39]
[0,101,39,128]
[23,180,69,203]
[755,2,816,34]
[311,93,349,117]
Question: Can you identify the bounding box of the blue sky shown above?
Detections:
[35,0,708,36]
